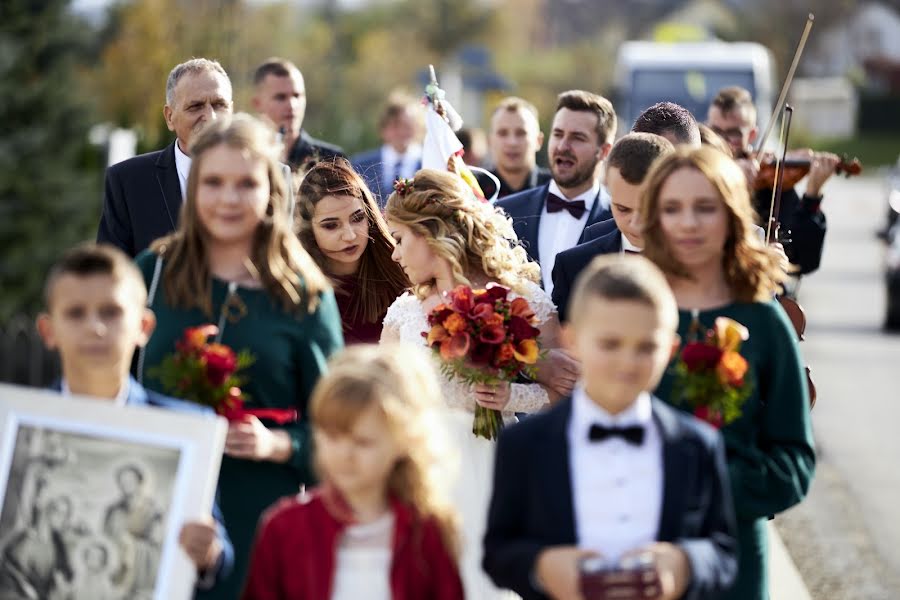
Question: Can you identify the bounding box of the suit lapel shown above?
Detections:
[653,399,693,542]
[536,399,577,543]
[155,141,182,230]
[581,187,611,236]
[522,185,548,264]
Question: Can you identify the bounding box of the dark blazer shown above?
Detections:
[350,147,422,207]
[551,229,623,323]
[287,130,344,171]
[495,183,613,266]
[50,377,235,594]
[483,396,738,600]
[96,142,295,257]
[753,188,826,275]
[97,142,182,258]
[581,217,619,243]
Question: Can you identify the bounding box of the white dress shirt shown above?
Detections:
[567,386,662,561]
[174,140,192,200]
[381,144,422,190]
[538,180,609,293]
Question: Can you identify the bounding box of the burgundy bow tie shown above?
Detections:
[546,193,587,219]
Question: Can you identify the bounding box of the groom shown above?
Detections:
[495,90,615,295]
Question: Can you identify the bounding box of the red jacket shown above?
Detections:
[241,486,464,600]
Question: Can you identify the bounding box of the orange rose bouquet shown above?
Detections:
[671,314,752,428]
[150,324,297,424]
[424,284,541,440]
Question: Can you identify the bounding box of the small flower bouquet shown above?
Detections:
[150,324,297,424]
[424,284,541,440]
[671,315,752,428]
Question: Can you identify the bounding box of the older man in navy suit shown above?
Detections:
[351,93,422,206]
[552,133,675,322]
[495,90,616,295]
[96,59,234,257]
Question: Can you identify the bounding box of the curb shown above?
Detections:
[768,521,812,600]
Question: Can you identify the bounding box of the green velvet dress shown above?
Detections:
[654,300,815,600]
[134,250,344,599]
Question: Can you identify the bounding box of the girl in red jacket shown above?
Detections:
[242,343,464,600]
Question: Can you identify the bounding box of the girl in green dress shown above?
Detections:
[135,114,343,598]
[640,146,815,600]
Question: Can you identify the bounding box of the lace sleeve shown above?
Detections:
[516,279,557,324]
[505,382,549,415]
[380,293,414,343]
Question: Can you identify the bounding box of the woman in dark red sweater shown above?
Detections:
[296,159,409,344]
[241,344,463,600]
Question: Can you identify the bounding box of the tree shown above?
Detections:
[0,0,101,320]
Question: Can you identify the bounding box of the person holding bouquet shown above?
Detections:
[135,114,344,598]
[295,158,409,344]
[380,169,560,598]
[242,343,463,600]
[640,146,815,600]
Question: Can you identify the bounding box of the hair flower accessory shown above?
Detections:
[393,177,415,196]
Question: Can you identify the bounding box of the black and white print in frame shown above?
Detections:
[0,384,226,600]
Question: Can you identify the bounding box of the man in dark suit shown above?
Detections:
[476,97,551,200]
[495,90,616,295]
[707,86,838,277]
[351,93,422,206]
[97,59,234,257]
[252,57,344,170]
[553,133,675,322]
[484,256,737,600]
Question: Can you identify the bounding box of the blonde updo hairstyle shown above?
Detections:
[384,169,539,299]
[640,146,786,302]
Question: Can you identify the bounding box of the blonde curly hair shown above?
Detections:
[310,343,460,557]
[384,169,539,299]
[640,146,786,302]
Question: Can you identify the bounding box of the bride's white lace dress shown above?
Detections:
[382,280,553,599]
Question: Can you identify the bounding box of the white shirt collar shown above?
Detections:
[571,385,652,433]
[61,378,130,408]
[548,179,601,210]
[382,143,422,165]
[621,234,642,253]
[174,140,192,199]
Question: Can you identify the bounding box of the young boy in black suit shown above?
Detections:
[36,243,233,596]
[484,255,737,600]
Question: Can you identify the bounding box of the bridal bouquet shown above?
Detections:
[150,324,297,424]
[671,315,752,428]
[424,284,541,440]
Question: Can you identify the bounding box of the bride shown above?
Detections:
[380,169,561,598]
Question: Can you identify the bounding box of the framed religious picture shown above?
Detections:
[0,383,227,600]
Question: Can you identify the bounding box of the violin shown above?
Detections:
[753,153,863,191]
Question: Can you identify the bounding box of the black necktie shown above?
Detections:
[546,193,587,219]
[588,423,645,445]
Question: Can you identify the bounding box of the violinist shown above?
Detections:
[641,146,815,600]
[707,86,840,276]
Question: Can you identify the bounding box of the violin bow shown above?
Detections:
[755,13,815,154]
[765,105,795,243]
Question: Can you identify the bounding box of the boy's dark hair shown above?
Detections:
[253,57,299,85]
[568,254,677,328]
[632,101,701,146]
[44,243,147,308]
[606,133,675,185]
[491,96,540,122]
[556,90,617,144]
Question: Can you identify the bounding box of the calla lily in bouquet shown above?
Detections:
[671,313,752,428]
[150,324,297,424]
[424,284,541,440]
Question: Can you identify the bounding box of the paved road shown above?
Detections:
[774,173,900,599]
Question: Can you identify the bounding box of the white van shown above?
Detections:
[613,41,775,134]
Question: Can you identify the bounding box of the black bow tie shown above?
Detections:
[546,193,587,219]
[588,424,645,445]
